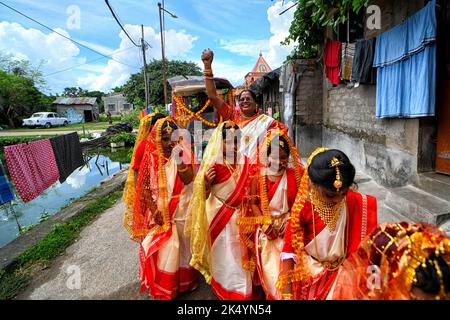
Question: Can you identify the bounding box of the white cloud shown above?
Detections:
[217,1,295,69]
[192,58,253,87]
[219,39,270,57]
[265,1,296,67]
[0,21,198,93]
[0,21,81,92]
[77,24,198,92]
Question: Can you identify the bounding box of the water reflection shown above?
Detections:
[0,147,130,248]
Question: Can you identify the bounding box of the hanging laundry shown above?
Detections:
[373,0,436,118]
[0,162,14,205]
[4,139,60,203]
[50,132,84,183]
[324,39,342,85]
[351,38,376,84]
[340,42,355,81]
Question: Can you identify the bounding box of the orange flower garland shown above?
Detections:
[172,95,219,127]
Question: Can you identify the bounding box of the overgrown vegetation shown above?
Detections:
[0,190,123,300]
[108,132,136,146]
[283,0,369,59]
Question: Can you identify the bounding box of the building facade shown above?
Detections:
[102,93,134,115]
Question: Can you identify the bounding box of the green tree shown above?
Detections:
[122,59,202,108]
[0,70,48,128]
[283,0,368,59]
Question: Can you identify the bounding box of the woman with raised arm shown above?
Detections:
[277,148,378,300]
[201,49,287,160]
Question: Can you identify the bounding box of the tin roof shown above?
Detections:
[53,97,98,105]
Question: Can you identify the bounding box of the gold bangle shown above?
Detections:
[205,76,214,80]
[177,165,189,173]
[281,293,293,300]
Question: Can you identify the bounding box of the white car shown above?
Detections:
[22,112,69,129]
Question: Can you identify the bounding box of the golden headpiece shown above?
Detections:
[330,157,343,191]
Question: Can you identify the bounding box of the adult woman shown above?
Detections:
[277,148,378,300]
[332,222,450,300]
[123,112,165,240]
[201,49,287,160]
[186,121,258,299]
[134,117,198,300]
[240,129,304,299]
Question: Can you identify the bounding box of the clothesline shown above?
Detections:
[2,132,84,204]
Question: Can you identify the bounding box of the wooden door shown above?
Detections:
[436,80,450,174]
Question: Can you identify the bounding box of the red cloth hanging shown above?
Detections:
[324,39,342,85]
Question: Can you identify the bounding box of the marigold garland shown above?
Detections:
[172,95,219,127]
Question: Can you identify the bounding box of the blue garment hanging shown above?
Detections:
[0,161,14,205]
[374,0,436,118]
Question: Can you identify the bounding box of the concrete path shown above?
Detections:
[16,200,216,300]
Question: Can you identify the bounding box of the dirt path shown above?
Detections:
[16,200,215,300]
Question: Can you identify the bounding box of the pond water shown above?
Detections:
[0,147,131,248]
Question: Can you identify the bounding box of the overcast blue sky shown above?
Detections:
[0,0,295,94]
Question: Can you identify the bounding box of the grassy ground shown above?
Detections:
[3,121,119,133]
[0,190,123,300]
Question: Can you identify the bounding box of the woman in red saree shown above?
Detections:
[186,121,259,300]
[277,148,378,300]
[201,49,287,161]
[332,222,450,300]
[133,117,199,300]
[239,129,304,299]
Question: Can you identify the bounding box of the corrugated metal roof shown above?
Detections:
[53,97,98,105]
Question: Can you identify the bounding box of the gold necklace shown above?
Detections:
[224,160,238,183]
[311,198,349,271]
[310,188,344,231]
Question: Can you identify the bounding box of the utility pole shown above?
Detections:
[141,24,149,108]
[158,2,168,107]
[157,2,177,108]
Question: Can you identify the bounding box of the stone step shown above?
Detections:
[376,204,416,225]
[384,185,450,226]
[414,172,450,202]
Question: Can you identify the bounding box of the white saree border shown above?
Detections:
[206,166,253,297]
[256,171,290,299]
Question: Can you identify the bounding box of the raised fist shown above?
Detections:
[201,48,214,67]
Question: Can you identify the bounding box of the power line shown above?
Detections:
[0,0,140,69]
[104,0,140,47]
[44,46,137,77]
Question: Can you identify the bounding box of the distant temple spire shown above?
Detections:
[245,52,272,86]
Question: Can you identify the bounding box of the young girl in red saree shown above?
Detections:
[277,148,378,300]
[133,117,198,300]
[186,121,259,300]
[238,129,303,299]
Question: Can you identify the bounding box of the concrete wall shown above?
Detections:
[321,0,436,187]
[292,60,324,157]
[323,83,420,187]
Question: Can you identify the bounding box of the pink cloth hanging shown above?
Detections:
[4,139,60,203]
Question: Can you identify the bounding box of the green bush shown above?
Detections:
[107,132,136,145]
[120,109,140,128]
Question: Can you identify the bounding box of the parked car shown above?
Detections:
[22,112,69,129]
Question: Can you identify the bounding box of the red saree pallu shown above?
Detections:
[207,157,257,300]
[139,173,198,300]
[208,157,250,247]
